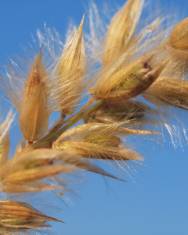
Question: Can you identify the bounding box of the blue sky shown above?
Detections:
[1,1,188,235]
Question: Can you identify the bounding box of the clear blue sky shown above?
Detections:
[1,1,188,235]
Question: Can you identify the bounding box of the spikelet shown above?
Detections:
[53,18,85,115]
[1,182,60,194]
[54,140,141,161]
[0,148,118,190]
[91,55,166,102]
[0,111,14,164]
[19,53,49,143]
[85,99,155,125]
[0,200,61,232]
[145,77,188,110]
[57,153,121,180]
[0,134,10,165]
[103,0,144,64]
[0,149,75,193]
[53,123,143,161]
[168,18,188,60]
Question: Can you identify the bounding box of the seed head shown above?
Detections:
[19,53,49,143]
[53,123,143,161]
[168,18,188,60]
[0,200,61,232]
[85,100,155,125]
[145,77,188,110]
[103,0,144,64]
[0,149,75,193]
[54,17,85,115]
[91,55,165,102]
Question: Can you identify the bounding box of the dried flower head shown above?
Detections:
[91,55,166,102]
[19,53,49,143]
[103,0,144,65]
[0,200,61,232]
[168,18,188,60]
[51,18,86,115]
[0,111,14,165]
[145,77,188,110]
[0,149,75,193]
[53,123,145,161]
[85,99,155,125]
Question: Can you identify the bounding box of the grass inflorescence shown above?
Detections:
[0,0,188,233]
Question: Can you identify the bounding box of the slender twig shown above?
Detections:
[32,98,103,148]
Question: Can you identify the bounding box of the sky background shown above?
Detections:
[1,0,188,235]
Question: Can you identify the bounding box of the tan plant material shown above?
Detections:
[0,0,188,233]
[103,0,144,64]
[0,148,118,192]
[91,55,166,102]
[53,18,86,115]
[0,149,75,193]
[145,77,188,109]
[0,200,61,232]
[85,100,155,125]
[168,18,188,60]
[19,53,49,143]
[0,112,14,165]
[0,133,10,165]
[53,123,145,161]
[57,153,122,180]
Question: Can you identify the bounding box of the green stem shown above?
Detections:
[32,99,103,149]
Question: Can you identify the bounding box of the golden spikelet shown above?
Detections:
[103,0,144,64]
[0,149,75,193]
[168,18,188,60]
[2,182,59,194]
[53,123,143,161]
[0,111,14,165]
[54,141,141,161]
[0,134,10,165]
[54,17,85,115]
[91,55,165,102]
[57,153,121,180]
[19,53,49,143]
[145,77,188,109]
[0,200,61,232]
[85,100,155,125]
